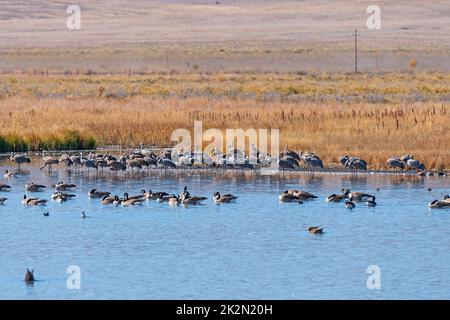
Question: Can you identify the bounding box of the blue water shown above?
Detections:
[0,160,449,299]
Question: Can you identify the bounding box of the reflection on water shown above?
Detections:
[0,158,449,299]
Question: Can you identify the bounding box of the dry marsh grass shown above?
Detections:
[0,96,448,169]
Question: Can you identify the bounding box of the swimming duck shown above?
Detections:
[25,183,46,192]
[43,212,49,217]
[213,192,238,204]
[88,189,111,198]
[344,200,355,209]
[81,211,87,219]
[24,269,35,283]
[308,226,324,234]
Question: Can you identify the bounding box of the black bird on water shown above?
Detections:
[25,269,35,283]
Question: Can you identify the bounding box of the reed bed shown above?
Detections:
[0,96,448,169]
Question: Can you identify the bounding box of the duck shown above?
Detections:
[348,192,374,202]
[0,197,7,204]
[287,189,318,200]
[3,170,16,178]
[25,183,46,192]
[326,189,350,202]
[55,182,76,191]
[43,212,50,217]
[344,200,356,209]
[278,191,303,203]
[0,183,11,191]
[366,196,377,207]
[308,226,324,234]
[24,269,35,283]
[101,195,116,205]
[88,189,111,198]
[179,193,207,206]
[22,195,47,206]
[213,192,238,204]
[81,211,87,219]
[428,200,450,209]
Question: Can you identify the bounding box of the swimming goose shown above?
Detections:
[51,192,76,201]
[308,226,324,234]
[101,195,116,205]
[142,189,169,200]
[3,170,16,178]
[213,192,238,204]
[326,190,350,202]
[443,195,450,203]
[122,193,144,206]
[287,189,318,200]
[88,189,111,198]
[278,191,303,203]
[24,269,35,283]
[344,200,355,209]
[123,192,145,201]
[348,192,374,202]
[22,195,47,206]
[0,184,11,191]
[428,200,450,209]
[0,197,6,204]
[25,183,46,192]
[179,186,190,199]
[55,182,76,191]
[180,193,207,205]
[366,196,377,207]
[113,195,123,205]
[168,195,181,206]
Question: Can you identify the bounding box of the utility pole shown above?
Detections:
[354,29,358,74]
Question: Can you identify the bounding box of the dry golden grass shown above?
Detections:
[0,96,448,169]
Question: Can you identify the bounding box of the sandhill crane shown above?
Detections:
[10,153,31,170]
[40,156,59,171]
[405,158,425,171]
[386,157,405,171]
[302,153,324,172]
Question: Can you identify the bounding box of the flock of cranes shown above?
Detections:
[7,149,447,176]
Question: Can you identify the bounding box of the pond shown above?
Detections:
[0,157,449,299]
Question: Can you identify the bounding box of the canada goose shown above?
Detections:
[10,153,31,170]
[22,195,47,206]
[168,195,181,206]
[55,182,76,191]
[366,196,377,207]
[344,201,355,209]
[88,189,110,198]
[428,200,450,209]
[0,197,7,204]
[123,192,144,201]
[3,170,16,178]
[101,195,116,205]
[113,195,123,205]
[179,186,190,198]
[348,192,374,202]
[279,191,303,203]
[213,192,238,204]
[0,184,11,191]
[51,192,75,201]
[142,189,169,200]
[24,269,35,283]
[180,193,207,205]
[443,195,450,203]
[157,193,177,203]
[43,212,49,217]
[308,226,324,234]
[287,189,318,200]
[122,193,144,206]
[326,190,349,202]
[25,183,46,192]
